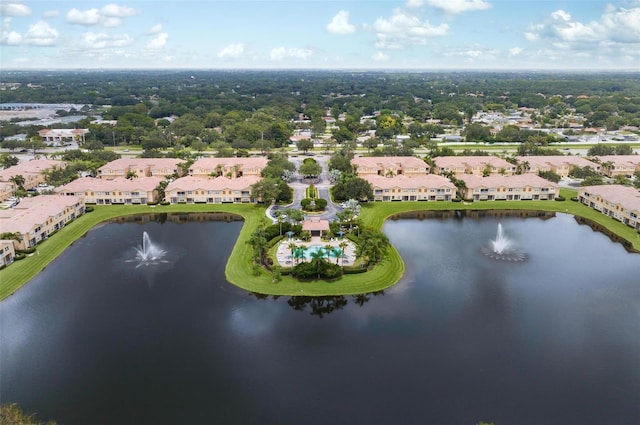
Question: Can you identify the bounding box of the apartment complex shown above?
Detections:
[0,195,85,250]
[97,158,184,180]
[0,239,16,267]
[38,128,89,146]
[0,159,66,198]
[363,174,455,201]
[165,175,261,204]
[352,156,430,177]
[578,185,640,230]
[433,156,516,176]
[458,174,558,201]
[516,156,601,177]
[57,177,163,204]
[594,155,640,177]
[188,158,268,178]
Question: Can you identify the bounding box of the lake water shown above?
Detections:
[1,212,638,425]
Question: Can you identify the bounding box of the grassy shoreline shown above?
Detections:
[1,188,638,301]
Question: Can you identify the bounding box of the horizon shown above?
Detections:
[1,0,639,71]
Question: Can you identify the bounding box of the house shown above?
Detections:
[458,174,558,201]
[56,177,163,205]
[0,159,66,196]
[97,158,184,180]
[0,239,16,267]
[189,158,268,178]
[0,195,85,250]
[516,156,601,177]
[302,219,330,238]
[363,174,455,201]
[352,156,430,177]
[578,185,640,230]
[38,128,89,146]
[594,155,640,177]
[433,156,516,176]
[165,175,261,204]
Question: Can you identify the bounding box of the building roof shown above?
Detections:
[56,177,163,193]
[595,155,640,167]
[98,158,183,173]
[459,174,558,188]
[363,174,455,189]
[580,185,640,212]
[516,155,600,169]
[302,219,330,231]
[0,159,66,181]
[0,195,83,234]
[189,157,268,172]
[165,175,261,192]
[352,156,429,171]
[38,128,88,136]
[434,155,514,170]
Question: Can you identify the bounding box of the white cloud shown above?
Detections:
[43,10,60,18]
[218,43,245,59]
[373,9,448,49]
[509,47,523,56]
[146,33,168,49]
[551,10,571,22]
[327,10,356,34]
[0,2,31,17]
[79,32,134,49]
[67,4,138,27]
[270,47,313,61]
[23,20,59,46]
[1,29,22,45]
[406,0,424,8]
[426,0,491,14]
[148,23,163,34]
[371,51,389,61]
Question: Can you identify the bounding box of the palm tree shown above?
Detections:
[9,174,25,190]
[287,241,298,264]
[324,244,333,261]
[339,241,348,266]
[309,249,325,278]
[296,245,308,264]
[332,247,342,265]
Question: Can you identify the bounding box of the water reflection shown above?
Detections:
[247,291,385,318]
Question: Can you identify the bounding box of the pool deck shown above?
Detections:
[276,236,357,267]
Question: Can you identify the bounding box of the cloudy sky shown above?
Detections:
[1,0,639,70]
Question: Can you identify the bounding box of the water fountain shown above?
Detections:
[481,223,527,261]
[131,231,168,267]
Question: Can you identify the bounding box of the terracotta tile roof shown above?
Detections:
[580,185,640,212]
[56,177,163,193]
[363,174,455,190]
[0,159,66,180]
[189,157,268,173]
[302,219,330,231]
[352,156,429,171]
[516,156,600,169]
[434,156,514,170]
[595,155,640,168]
[165,175,261,192]
[459,174,558,188]
[0,195,83,234]
[97,158,182,172]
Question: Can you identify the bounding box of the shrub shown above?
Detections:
[315,198,327,209]
[14,253,26,261]
[85,206,94,213]
[300,198,312,209]
[571,197,579,202]
[555,196,566,201]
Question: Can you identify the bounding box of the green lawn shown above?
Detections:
[1,189,638,301]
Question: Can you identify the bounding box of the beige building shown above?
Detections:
[595,155,640,177]
[363,174,456,201]
[0,239,16,267]
[38,128,89,146]
[578,185,640,230]
[165,175,261,204]
[97,158,184,180]
[0,195,85,250]
[458,174,558,201]
[352,156,430,177]
[433,156,516,176]
[56,177,163,204]
[189,158,268,178]
[516,156,601,177]
[0,159,67,198]
[0,181,16,202]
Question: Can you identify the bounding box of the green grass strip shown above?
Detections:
[1,188,638,301]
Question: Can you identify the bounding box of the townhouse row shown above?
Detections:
[578,185,640,230]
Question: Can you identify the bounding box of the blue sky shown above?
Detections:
[1,0,639,70]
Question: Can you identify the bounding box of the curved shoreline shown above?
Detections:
[1,189,638,301]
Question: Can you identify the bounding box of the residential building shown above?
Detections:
[516,156,601,177]
[0,182,16,202]
[0,195,85,250]
[433,156,516,176]
[0,239,16,267]
[352,156,430,177]
[458,174,558,201]
[0,159,66,196]
[97,158,184,180]
[595,155,640,177]
[189,158,268,178]
[363,174,455,201]
[56,177,163,204]
[38,128,89,146]
[165,175,261,204]
[578,185,640,230]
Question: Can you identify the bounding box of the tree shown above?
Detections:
[247,227,268,265]
[538,170,561,183]
[9,174,25,190]
[296,139,313,153]
[288,241,298,264]
[299,160,322,179]
[339,241,348,266]
[0,154,19,169]
[332,176,373,202]
[464,123,492,143]
[250,178,281,204]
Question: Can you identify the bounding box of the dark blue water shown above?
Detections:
[1,212,638,425]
